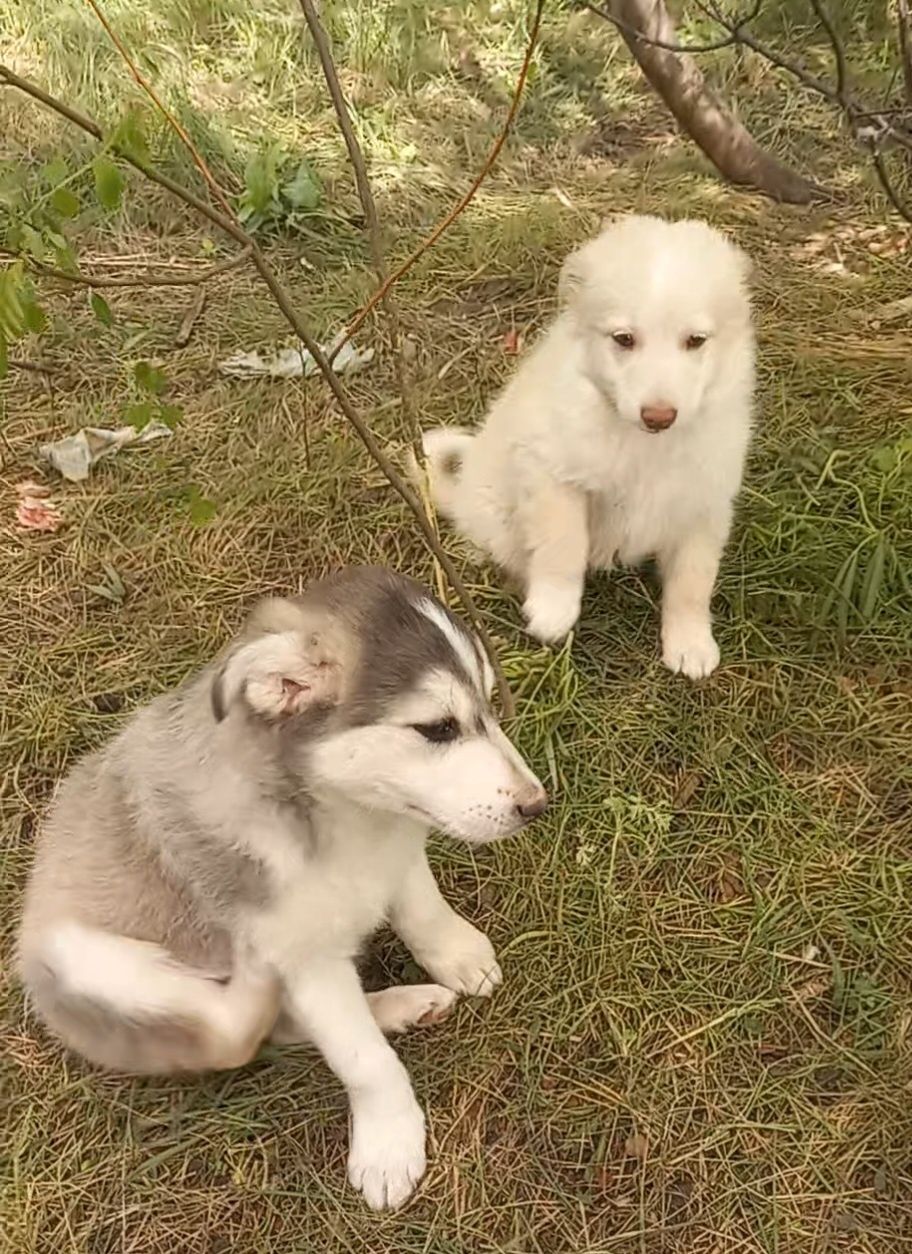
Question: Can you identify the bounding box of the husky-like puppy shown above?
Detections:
[423,215,755,679]
[18,567,547,1210]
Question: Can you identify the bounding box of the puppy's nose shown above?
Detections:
[641,404,677,432]
[516,787,549,821]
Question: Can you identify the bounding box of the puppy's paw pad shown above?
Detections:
[372,984,457,1033]
[415,986,458,1026]
[522,584,581,644]
[662,623,720,680]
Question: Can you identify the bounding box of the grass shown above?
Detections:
[2,2,912,1251]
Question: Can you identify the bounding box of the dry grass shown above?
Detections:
[2,3,912,1251]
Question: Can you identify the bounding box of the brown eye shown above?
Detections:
[611,331,636,350]
[685,333,708,351]
[413,717,459,744]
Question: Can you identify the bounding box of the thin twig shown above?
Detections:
[688,0,912,216]
[8,357,56,375]
[808,0,848,103]
[2,245,252,288]
[82,0,237,219]
[0,61,516,716]
[869,148,912,225]
[581,0,761,53]
[898,0,912,107]
[173,287,207,348]
[334,0,545,359]
[295,0,425,471]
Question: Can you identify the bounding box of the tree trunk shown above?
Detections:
[607,0,824,203]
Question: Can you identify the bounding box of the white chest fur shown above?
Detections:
[242,800,427,973]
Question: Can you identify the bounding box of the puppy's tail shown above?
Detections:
[411,427,474,518]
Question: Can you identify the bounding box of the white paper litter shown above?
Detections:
[40,422,173,482]
[218,333,374,380]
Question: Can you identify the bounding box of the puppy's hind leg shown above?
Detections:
[23,922,281,1074]
[517,475,589,643]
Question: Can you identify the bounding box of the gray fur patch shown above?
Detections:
[298,567,478,725]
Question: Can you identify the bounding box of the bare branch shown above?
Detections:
[692,0,912,217]
[898,0,912,107]
[868,147,912,225]
[582,0,761,53]
[692,0,839,104]
[295,0,423,469]
[2,245,252,288]
[0,61,516,716]
[336,0,545,355]
[588,0,824,202]
[808,0,848,103]
[83,0,237,218]
[7,357,56,375]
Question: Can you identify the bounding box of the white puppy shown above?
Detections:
[423,215,755,679]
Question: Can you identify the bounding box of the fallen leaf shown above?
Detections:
[624,1132,648,1160]
[718,858,744,903]
[672,769,702,807]
[791,974,830,1003]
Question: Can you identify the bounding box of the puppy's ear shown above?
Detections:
[733,242,754,285]
[557,244,588,306]
[211,599,344,723]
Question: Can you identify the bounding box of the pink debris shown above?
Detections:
[15,481,63,533]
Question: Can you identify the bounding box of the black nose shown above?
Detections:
[517,792,549,820]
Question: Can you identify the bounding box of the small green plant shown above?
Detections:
[237,144,322,231]
[124,360,182,432]
[818,435,912,642]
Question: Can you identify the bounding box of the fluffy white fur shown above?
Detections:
[423,215,755,678]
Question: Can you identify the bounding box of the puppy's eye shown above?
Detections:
[610,331,636,350]
[412,717,460,744]
[684,333,708,351]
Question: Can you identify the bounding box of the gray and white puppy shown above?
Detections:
[18,566,547,1211]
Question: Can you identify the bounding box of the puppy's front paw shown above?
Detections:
[662,618,720,680]
[348,1097,426,1210]
[522,581,581,643]
[414,919,502,997]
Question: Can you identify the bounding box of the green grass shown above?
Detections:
[2,2,912,1251]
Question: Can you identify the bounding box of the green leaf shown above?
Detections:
[19,224,47,262]
[0,332,7,380]
[22,297,47,334]
[239,146,282,222]
[93,157,124,212]
[0,263,27,337]
[90,290,113,327]
[283,159,321,211]
[186,485,216,526]
[124,400,155,431]
[42,157,69,187]
[133,359,167,395]
[50,186,81,218]
[871,445,897,473]
[157,402,182,430]
[110,107,149,165]
[836,548,860,644]
[859,535,887,622]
